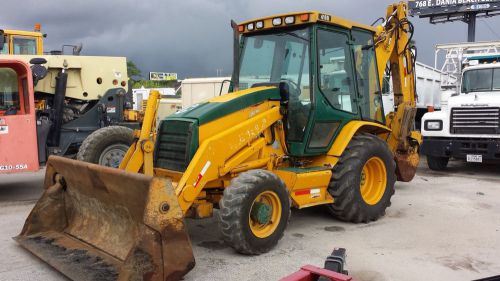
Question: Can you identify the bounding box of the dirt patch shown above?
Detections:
[474,202,492,210]
[197,240,228,250]
[438,256,491,273]
[387,210,405,219]
[352,270,386,281]
[324,226,345,232]
[292,233,304,238]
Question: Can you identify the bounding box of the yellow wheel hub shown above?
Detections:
[249,191,282,238]
[360,157,387,205]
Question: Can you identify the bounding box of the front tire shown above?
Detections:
[426,155,449,171]
[327,133,396,223]
[77,126,134,167]
[218,170,291,255]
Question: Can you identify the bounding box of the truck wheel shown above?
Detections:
[426,156,449,171]
[77,126,134,168]
[219,169,291,255]
[326,133,396,223]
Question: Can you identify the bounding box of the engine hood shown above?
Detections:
[167,86,281,125]
[448,92,500,108]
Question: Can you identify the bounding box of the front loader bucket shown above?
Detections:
[14,156,195,281]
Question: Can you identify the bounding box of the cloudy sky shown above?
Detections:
[2,0,500,79]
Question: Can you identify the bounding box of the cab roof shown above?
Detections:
[238,11,378,34]
[464,63,500,71]
[2,29,43,38]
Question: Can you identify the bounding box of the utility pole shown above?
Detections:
[466,13,477,42]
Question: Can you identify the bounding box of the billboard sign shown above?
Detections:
[149,72,178,81]
[409,0,500,16]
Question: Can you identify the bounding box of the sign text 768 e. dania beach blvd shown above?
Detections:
[411,0,499,8]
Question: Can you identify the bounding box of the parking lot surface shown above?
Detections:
[1,159,499,281]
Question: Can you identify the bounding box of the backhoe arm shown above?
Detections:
[119,90,160,176]
[375,2,421,181]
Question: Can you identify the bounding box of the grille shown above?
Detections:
[155,120,197,172]
[450,107,500,134]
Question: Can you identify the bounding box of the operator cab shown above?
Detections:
[0,25,44,55]
[236,12,385,156]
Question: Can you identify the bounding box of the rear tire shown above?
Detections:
[326,133,396,223]
[218,170,290,255]
[426,155,449,171]
[77,126,134,167]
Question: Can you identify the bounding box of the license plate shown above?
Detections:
[466,154,482,163]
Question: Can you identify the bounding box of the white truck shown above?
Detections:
[130,77,230,122]
[421,51,500,170]
[180,76,230,106]
[382,61,456,129]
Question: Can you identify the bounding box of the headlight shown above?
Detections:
[284,16,295,25]
[272,17,282,26]
[424,120,442,131]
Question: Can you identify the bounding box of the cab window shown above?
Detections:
[0,68,20,114]
[493,68,500,90]
[13,37,37,55]
[317,29,356,114]
[351,29,384,123]
[238,27,311,142]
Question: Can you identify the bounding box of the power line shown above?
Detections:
[479,19,500,40]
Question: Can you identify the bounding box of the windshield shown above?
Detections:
[13,37,37,55]
[0,68,19,111]
[238,27,310,93]
[462,68,500,93]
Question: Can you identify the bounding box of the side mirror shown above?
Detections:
[0,30,5,51]
[29,58,48,86]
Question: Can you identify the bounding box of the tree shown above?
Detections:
[127,60,142,83]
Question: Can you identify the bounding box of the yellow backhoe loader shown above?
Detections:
[16,2,421,280]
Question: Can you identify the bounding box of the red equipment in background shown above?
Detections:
[0,59,39,174]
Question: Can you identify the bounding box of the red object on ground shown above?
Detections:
[280,265,354,281]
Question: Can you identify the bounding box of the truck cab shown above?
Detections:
[421,54,500,170]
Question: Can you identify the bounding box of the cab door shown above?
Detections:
[296,26,360,156]
[0,60,38,174]
[351,29,385,123]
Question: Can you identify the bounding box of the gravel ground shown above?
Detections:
[0,159,499,281]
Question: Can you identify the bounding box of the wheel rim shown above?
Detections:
[360,157,387,205]
[248,191,282,239]
[98,144,129,168]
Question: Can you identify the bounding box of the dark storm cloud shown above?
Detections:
[2,0,499,78]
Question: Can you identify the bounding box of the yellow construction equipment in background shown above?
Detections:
[0,24,44,55]
[17,2,421,280]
